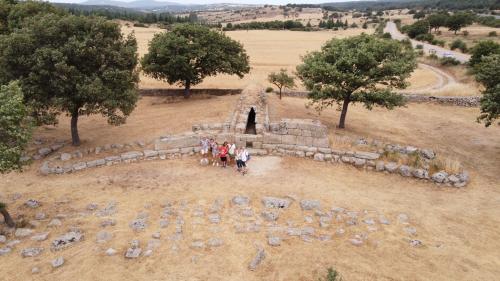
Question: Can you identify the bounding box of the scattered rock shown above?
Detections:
[335,228,345,236]
[363,218,376,225]
[208,214,221,224]
[48,219,62,227]
[207,238,224,248]
[159,219,169,228]
[300,199,321,210]
[410,239,423,247]
[397,213,409,224]
[248,248,266,271]
[96,201,117,217]
[51,231,84,251]
[60,153,72,161]
[379,216,390,225]
[232,195,250,206]
[25,199,40,209]
[268,237,281,246]
[313,153,325,162]
[35,212,46,220]
[240,208,254,217]
[125,247,142,259]
[6,240,20,248]
[0,235,5,243]
[190,240,205,249]
[404,226,417,236]
[96,231,113,243]
[31,267,40,274]
[21,247,44,257]
[15,228,34,238]
[105,248,117,256]
[86,203,98,211]
[51,257,64,268]
[129,219,147,231]
[152,232,161,239]
[261,197,291,209]
[38,147,52,157]
[31,232,49,242]
[349,238,363,246]
[100,219,116,228]
[261,210,279,221]
[0,247,11,256]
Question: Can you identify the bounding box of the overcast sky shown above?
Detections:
[47,0,345,4]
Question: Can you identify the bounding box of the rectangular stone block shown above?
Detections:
[313,137,330,148]
[262,144,277,150]
[282,135,297,145]
[144,150,159,158]
[156,134,200,150]
[253,142,262,149]
[86,159,105,168]
[288,128,302,136]
[121,151,143,160]
[296,136,313,147]
[301,130,312,137]
[262,133,280,144]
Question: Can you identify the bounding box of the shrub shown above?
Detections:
[318,267,343,281]
[450,39,468,53]
[432,39,445,47]
[428,53,439,60]
[265,87,274,93]
[415,33,434,43]
[416,44,424,49]
[440,57,461,66]
[462,30,469,36]
[133,22,148,27]
[381,32,392,39]
[416,50,424,56]
[488,31,497,37]
[437,30,442,35]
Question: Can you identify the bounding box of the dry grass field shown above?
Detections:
[433,24,500,50]
[122,23,478,95]
[1,93,499,280]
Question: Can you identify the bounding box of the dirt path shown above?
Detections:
[400,63,457,93]
[384,21,471,63]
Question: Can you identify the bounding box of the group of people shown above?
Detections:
[200,138,251,174]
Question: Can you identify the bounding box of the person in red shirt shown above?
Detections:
[219,142,229,168]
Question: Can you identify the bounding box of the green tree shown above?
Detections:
[0,81,32,173]
[142,24,250,98]
[268,69,296,100]
[469,40,500,66]
[0,14,139,146]
[474,54,500,127]
[0,81,32,228]
[446,12,473,35]
[427,13,449,33]
[296,34,416,128]
[403,20,430,38]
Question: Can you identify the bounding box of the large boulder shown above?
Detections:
[300,199,321,210]
[398,165,412,177]
[384,162,399,173]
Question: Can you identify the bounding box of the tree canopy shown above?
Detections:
[0,81,32,173]
[0,13,139,145]
[474,54,500,127]
[268,69,296,100]
[445,12,474,34]
[296,34,417,128]
[469,40,500,67]
[141,24,250,98]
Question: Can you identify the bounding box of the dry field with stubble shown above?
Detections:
[123,23,479,96]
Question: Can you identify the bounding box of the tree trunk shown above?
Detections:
[338,96,350,129]
[184,80,191,99]
[279,87,282,100]
[71,110,80,146]
[0,208,15,228]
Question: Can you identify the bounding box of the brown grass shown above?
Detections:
[1,93,499,280]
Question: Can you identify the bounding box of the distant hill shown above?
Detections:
[321,0,499,11]
[80,0,182,10]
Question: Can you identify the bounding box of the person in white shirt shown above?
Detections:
[238,147,250,175]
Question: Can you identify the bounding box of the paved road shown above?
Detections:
[384,21,471,63]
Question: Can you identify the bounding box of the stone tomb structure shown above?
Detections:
[39,84,470,188]
[158,85,330,153]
